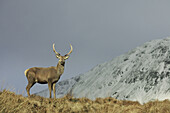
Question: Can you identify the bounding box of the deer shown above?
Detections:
[24,43,73,98]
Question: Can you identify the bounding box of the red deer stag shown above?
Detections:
[25,43,73,98]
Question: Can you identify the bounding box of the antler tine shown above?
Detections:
[65,44,73,56]
[53,43,60,56]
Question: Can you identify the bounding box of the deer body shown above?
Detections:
[25,43,72,98]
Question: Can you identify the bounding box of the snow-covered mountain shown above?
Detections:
[36,37,170,104]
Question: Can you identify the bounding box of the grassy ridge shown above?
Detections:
[0,90,170,113]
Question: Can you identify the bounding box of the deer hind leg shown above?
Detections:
[26,73,36,97]
[26,82,35,97]
[52,83,56,99]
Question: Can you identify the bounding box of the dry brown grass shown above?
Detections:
[0,90,170,113]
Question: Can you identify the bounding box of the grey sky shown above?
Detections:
[0,0,170,94]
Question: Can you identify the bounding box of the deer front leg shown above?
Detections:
[48,82,52,98]
[53,83,56,99]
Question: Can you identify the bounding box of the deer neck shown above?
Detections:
[56,61,65,75]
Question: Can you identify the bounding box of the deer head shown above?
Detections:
[53,43,73,65]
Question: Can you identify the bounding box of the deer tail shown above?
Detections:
[24,69,29,77]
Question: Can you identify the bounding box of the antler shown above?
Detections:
[53,43,60,56]
[65,44,73,56]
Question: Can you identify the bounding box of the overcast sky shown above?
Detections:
[1,0,170,95]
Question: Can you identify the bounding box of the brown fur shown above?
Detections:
[25,44,72,98]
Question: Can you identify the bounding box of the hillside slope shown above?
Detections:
[37,37,170,104]
[1,90,170,113]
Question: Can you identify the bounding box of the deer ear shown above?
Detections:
[64,55,70,60]
[56,55,60,59]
